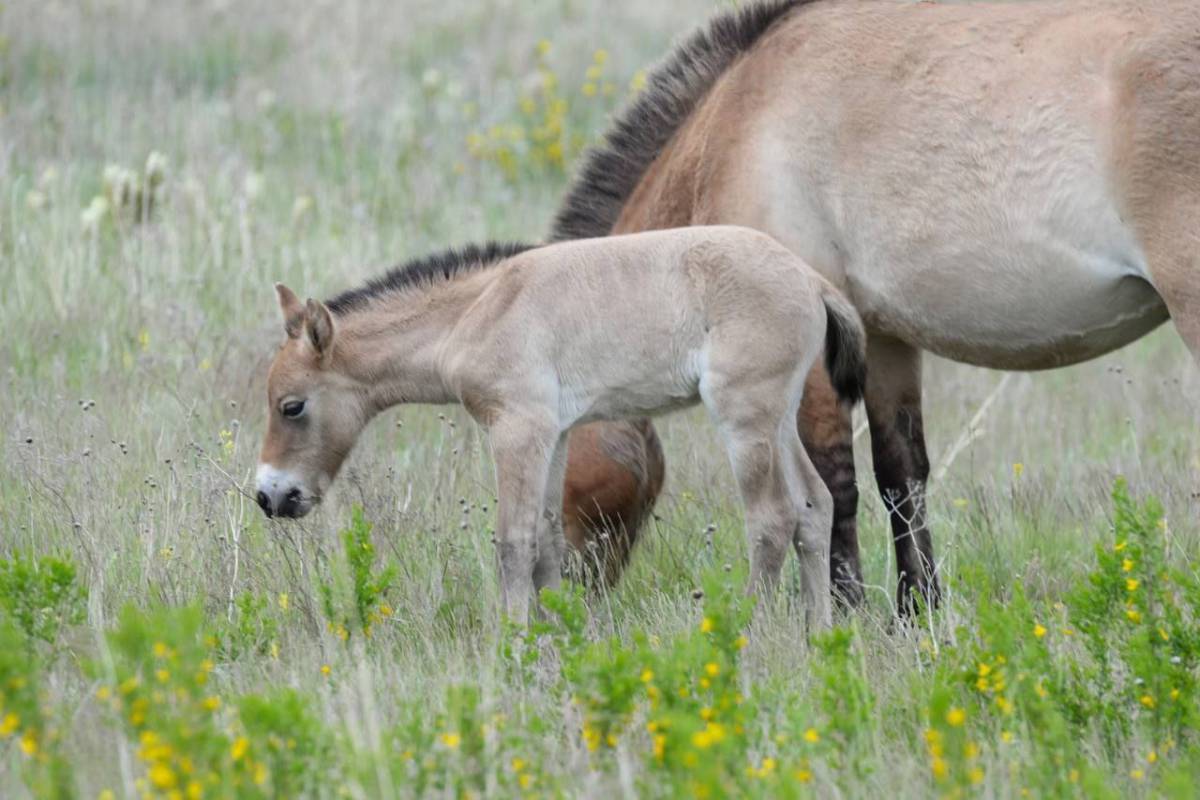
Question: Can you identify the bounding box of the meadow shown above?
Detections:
[2,0,1199,797]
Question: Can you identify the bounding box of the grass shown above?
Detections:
[1,0,1199,797]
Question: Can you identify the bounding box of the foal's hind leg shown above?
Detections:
[864,336,940,614]
[784,432,835,629]
[798,365,863,606]
[703,375,809,606]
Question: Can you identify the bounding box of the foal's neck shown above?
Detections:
[332,272,496,411]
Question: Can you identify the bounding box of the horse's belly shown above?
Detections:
[853,246,1169,370]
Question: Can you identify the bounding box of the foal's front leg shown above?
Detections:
[532,435,569,596]
[490,417,559,625]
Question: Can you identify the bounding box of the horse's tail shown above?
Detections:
[819,283,867,406]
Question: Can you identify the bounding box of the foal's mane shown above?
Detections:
[324,241,536,315]
[550,0,818,241]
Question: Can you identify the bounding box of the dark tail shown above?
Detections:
[819,285,867,405]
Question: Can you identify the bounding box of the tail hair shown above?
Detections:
[820,285,867,405]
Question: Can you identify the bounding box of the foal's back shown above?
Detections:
[450,226,826,424]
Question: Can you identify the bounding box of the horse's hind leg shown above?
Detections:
[864,336,940,615]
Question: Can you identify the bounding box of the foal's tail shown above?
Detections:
[819,283,867,406]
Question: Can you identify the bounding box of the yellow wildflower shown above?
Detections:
[1126,578,1140,592]
[148,763,175,789]
[278,593,289,611]
[968,767,984,785]
[19,732,37,756]
[705,662,720,677]
[700,617,714,633]
[804,728,820,744]
[201,696,220,711]
[1114,540,1127,552]
[518,773,533,789]
[734,635,749,650]
[320,664,332,676]
[653,734,666,760]
[153,642,170,658]
[945,707,966,727]
[691,722,726,749]
[640,668,654,683]
[932,757,949,780]
[1033,623,1047,639]
[1126,607,1142,623]
[1,713,20,736]
[1012,462,1024,478]
[231,737,249,761]
[794,768,813,783]
[1122,558,1135,572]
[1130,769,1144,780]
[1140,694,1155,709]
[1148,751,1158,764]
[440,732,461,749]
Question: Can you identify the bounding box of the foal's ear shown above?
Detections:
[304,298,335,357]
[275,283,304,338]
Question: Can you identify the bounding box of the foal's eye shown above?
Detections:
[281,400,306,418]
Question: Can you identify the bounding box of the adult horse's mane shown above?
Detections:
[550,0,818,241]
[325,241,536,315]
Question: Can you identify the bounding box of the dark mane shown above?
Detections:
[324,241,536,315]
[550,0,817,241]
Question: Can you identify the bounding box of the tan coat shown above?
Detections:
[256,226,866,626]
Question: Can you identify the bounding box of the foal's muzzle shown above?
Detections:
[257,487,305,518]
[254,464,314,519]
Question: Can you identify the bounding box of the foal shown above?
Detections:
[255,226,865,627]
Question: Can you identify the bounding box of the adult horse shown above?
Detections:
[552,0,1199,609]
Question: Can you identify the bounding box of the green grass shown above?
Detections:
[1,1,1199,797]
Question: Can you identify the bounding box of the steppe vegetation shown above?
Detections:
[1,1,1198,796]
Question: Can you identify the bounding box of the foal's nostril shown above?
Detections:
[256,490,273,517]
[285,487,302,503]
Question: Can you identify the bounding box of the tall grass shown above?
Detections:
[1,0,1198,797]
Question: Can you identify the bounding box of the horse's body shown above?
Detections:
[553,0,1200,608]
[254,226,866,625]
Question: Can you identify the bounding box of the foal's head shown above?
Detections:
[255,284,366,519]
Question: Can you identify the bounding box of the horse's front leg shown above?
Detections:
[489,415,559,625]
[864,336,940,615]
